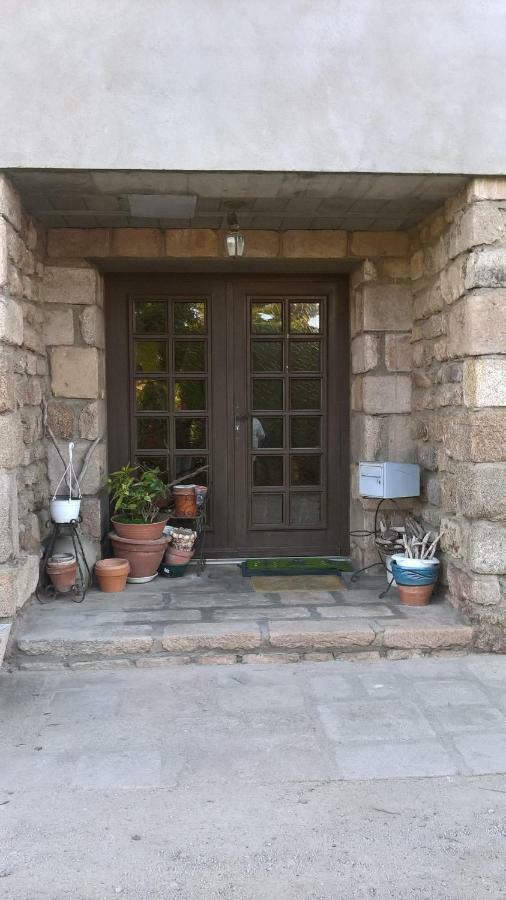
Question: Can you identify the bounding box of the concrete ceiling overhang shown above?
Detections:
[5,169,468,232]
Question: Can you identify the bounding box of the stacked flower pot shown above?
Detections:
[163,526,197,577]
[101,465,170,589]
[109,516,169,584]
[390,556,440,606]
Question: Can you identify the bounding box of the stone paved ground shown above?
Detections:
[0,655,505,898]
[11,565,473,667]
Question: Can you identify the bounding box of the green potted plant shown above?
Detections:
[107,464,169,583]
[108,464,168,539]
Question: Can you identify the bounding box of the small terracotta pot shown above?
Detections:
[166,547,195,565]
[95,557,130,592]
[397,583,434,606]
[111,516,168,540]
[173,487,197,517]
[46,554,78,593]
[109,532,168,579]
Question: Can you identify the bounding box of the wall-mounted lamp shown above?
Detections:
[225,212,245,257]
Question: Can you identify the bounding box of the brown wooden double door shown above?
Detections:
[106,274,349,558]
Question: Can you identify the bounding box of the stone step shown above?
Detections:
[13,616,474,669]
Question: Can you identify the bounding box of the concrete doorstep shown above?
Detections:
[10,577,473,670]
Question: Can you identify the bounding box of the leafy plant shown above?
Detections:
[108,464,166,524]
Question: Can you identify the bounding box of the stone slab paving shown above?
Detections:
[1,657,506,898]
[10,565,473,668]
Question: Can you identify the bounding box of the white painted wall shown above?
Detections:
[1,0,505,173]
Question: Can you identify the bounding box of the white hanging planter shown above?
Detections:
[51,442,82,523]
[50,498,82,523]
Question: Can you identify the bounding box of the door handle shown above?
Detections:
[234,413,248,433]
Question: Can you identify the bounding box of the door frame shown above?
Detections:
[104,272,350,558]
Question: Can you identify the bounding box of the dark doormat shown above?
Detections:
[240,557,352,577]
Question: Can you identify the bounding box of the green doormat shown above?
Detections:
[241,557,352,577]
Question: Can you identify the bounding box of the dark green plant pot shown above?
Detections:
[168,563,190,578]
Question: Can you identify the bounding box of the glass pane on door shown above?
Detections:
[131,297,210,492]
[248,294,326,530]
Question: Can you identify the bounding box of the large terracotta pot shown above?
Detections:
[95,558,130,593]
[111,516,168,540]
[109,532,168,579]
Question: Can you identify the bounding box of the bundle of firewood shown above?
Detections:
[402,516,444,559]
[375,515,443,560]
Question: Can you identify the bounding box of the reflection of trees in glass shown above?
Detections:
[135,341,167,373]
[135,301,167,334]
[174,380,206,410]
[290,379,320,410]
[137,418,168,450]
[175,456,208,485]
[174,341,206,372]
[251,302,282,334]
[251,341,283,372]
[174,302,206,334]
[289,341,320,372]
[136,379,168,411]
[252,380,283,410]
[176,418,206,449]
[289,301,320,333]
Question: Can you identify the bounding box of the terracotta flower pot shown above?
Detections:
[46,554,78,593]
[172,486,197,517]
[397,583,434,606]
[166,547,195,566]
[111,516,169,540]
[109,532,168,579]
[95,557,130,592]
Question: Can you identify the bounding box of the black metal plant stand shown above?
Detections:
[167,496,208,575]
[350,497,398,599]
[37,518,91,603]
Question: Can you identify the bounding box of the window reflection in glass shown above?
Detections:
[135,379,168,411]
[252,379,283,410]
[174,380,206,411]
[175,418,207,450]
[174,340,206,372]
[289,340,321,372]
[289,301,320,334]
[290,455,321,485]
[251,340,283,372]
[251,416,283,448]
[134,301,167,334]
[137,418,168,451]
[251,302,282,334]
[174,301,206,334]
[290,379,321,410]
[290,416,321,448]
[135,341,167,373]
[253,456,283,486]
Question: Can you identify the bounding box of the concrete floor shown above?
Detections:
[1,655,505,898]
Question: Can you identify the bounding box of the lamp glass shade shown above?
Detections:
[225,232,245,257]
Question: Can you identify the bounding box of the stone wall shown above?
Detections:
[0,191,500,659]
[0,175,46,660]
[41,264,107,550]
[349,247,415,566]
[409,178,506,648]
